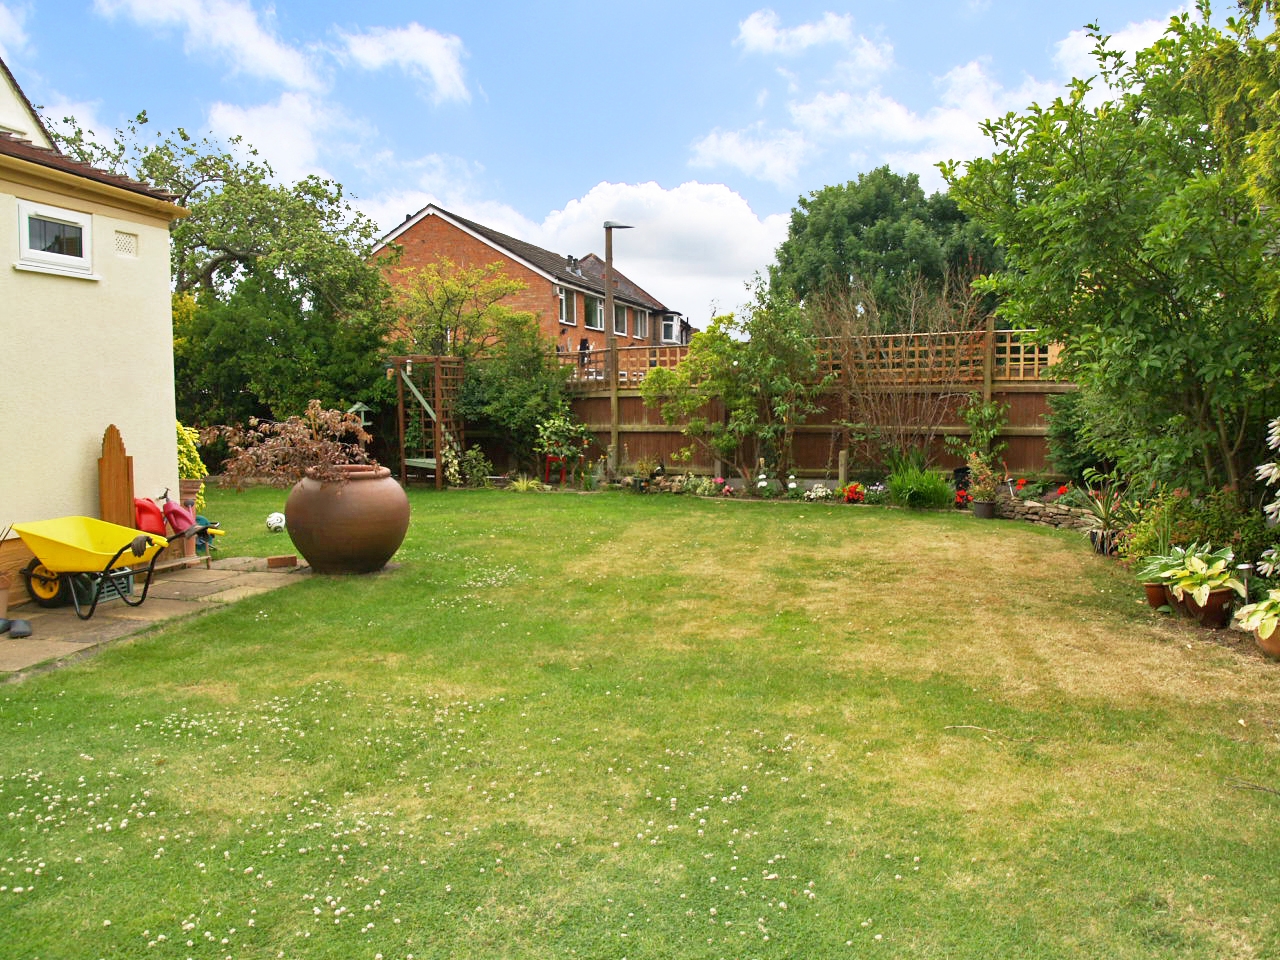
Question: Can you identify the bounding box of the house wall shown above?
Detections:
[1,168,179,573]
[378,213,657,359]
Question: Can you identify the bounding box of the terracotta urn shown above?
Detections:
[284,464,410,574]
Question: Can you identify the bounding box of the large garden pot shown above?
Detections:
[1142,582,1168,610]
[1163,584,1189,618]
[1256,629,1280,660]
[1184,587,1237,630]
[972,500,997,519]
[284,464,410,574]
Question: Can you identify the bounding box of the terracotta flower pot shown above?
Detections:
[1142,582,1168,610]
[284,464,410,574]
[1164,584,1189,618]
[1256,628,1280,660]
[1184,587,1237,630]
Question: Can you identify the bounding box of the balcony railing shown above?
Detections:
[565,330,1059,389]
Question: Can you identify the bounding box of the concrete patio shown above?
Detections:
[0,556,306,679]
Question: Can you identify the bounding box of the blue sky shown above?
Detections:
[1,1,1188,320]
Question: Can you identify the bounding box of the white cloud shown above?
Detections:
[339,23,469,104]
[354,151,532,241]
[689,125,811,187]
[93,0,321,90]
[39,97,111,143]
[834,36,895,86]
[359,177,781,321]
[789,58,1061,189]
[207,92,349,183]
[737,9,855,55]
[1053,8,1186,104]
[537,181,787,322]
[0,2,28,60]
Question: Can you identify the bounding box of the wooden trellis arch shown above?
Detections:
[389,356,464,489]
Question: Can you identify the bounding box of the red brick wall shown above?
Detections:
[376,214,653,356]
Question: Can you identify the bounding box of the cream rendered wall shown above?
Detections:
[0,176,179,526]
[0,71,51,147]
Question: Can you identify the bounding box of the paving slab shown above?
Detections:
[1,558,310,680]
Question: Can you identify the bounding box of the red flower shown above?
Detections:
[1057,484,1069,496]
[1016,478,1026,490]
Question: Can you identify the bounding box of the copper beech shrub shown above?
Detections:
[204,400,373,488]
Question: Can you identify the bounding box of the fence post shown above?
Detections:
[982,314,996,404]
[838,449,848,488]
[609,341,620,475]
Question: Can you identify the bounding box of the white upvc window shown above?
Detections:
[613,303,627,336]
[584,295,604,330]
[634,309,649,339]
[557,285,576,325]
[662,314,678,343]
[16,199,95,278]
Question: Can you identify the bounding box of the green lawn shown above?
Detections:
[1,487,1276,958]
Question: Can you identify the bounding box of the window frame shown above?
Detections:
[634,309,649,339]
[557,285,577,326]
[662,314,678,343]
[584,295,605,331]
[613,303,627,337]
[16,199,95,279]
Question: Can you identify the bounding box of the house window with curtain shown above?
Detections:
[613,303,627,336]
[634,309,649,339]
[557,286,576,325]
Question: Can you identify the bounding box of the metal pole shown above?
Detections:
[603,221,632,476]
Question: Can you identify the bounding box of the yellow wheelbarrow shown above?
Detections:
[12,517,169,620]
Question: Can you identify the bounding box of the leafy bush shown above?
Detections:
[1045,390,1112,483]
[1123,488,1278,566]
[887,466,954,510]
[459,446,494,487]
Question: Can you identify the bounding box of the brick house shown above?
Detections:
[372,204,689,361]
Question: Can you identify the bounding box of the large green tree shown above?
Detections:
[770,166,998,313]
[388,259,533,359]
[53,114,393,424]
[944,12,1280,494]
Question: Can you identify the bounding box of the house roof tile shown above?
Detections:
[386,204,675,314]
[0,130,178,204]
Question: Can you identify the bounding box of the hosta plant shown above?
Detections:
[1164,543,1247,607]
[1235,589,1280,642]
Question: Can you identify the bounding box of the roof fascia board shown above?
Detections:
[0,153,188,219]
[375,205,561,284]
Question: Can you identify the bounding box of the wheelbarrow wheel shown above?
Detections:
[22,559,69,607]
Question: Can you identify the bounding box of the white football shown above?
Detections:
[266,511,287,532]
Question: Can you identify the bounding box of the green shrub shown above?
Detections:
[1045,390,1111,482]
[1123,488,1278,566]
[887,466,954,510]
[459,446,494,487]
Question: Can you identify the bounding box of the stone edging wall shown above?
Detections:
[995,496,1094,532]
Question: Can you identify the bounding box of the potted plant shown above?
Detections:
[208,401,410,574]
[1133,549,1186,610]
[1075,467,1137,555]
[534,412,594,486]
[1163,543,1247,628]
[965,451,1000,519]
[176,420,209,513]
[1235,588,1280,659]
